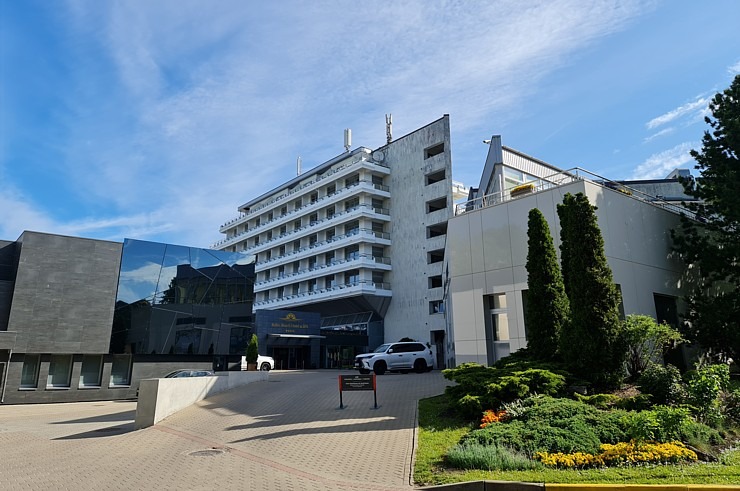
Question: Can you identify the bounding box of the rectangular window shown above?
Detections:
[294,219,302,230]
[428,275,443,288]
[345,244,360,260]
[292,261,300,273]
[279,225,287,236]
[277,286,284,298]
[20,354,40,389]
[267,212,273,221]
[345,197,359,211]
[310,192,318,203]
[429,300,444,314]
[371,198,384,210]
[292,284,299,295]
[309,234,318,246]
[424,142,445,159]
[308,278,318,292]
[372,174,384,186]
[325,274,336,288]
[110,355,132,386]
[280,206,287,216]
[266,231,272,240]
[47,355,72,388]
[294,199,302,210]
[326,206,335,219]
[309,213,318,225]
[372,271,385,285]
[325,251,335,264]
[278,265,285,277]
[327,184,336,196]
[345,174,360,187]
[293,240,301,252]
[428,249,444,264]
[308,256,317,269]
[345,220,359,235]
[279,245,286,256]
[79,355,103,387]
[425,169,446,185]
[653,294,679,328]
[326,228,336,241]
[346,269,360,285]
[426,197,447,213]
[427,223,447,238]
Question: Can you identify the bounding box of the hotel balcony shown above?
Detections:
[253,280,392,310]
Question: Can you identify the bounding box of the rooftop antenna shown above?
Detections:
[385,114,393,144]
[297,156,302,176]
[344,128,352,153]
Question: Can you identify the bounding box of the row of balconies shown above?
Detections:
[216,203,390,252]
[220,178,391,238]
[255,254,392,291]
[253,279,392,309]
[254,228,391,271]
[219,152,390,231]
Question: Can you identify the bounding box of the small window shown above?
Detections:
[280,206,287,216]
[326,206,335,219]
[80,355,103,387]
[20,354,40,389]
[292,284,300,295]
[279,225,287,235]
[424,142,445,159]
[266,231,272,240]
[294,219,302,230]
[372,175,384,186]
[309,213,318,224]
[327,184,336,196]
[110,355,132,386]
[277,286,284,298]
[346,269,360,285]
[345,197,359,211]
[345,174,360,187]
[325,251,335,264]
[47,355,73,388]
[325,274,336,288]
[309,234,318,246]
[278,265,285,277]
[310,192,318,203]
[267,212,273,221]
[426,197,447,213]
[293,240,301,252]
[425,169,446,185]
[279,245,286,256]
[429,300,444,314]
[427,249,444,264]
[326,228,336,241]
[264,269,271,280]
[308,256,317,269]
[427,223,447,238]
[428,275,443,288]
[345,220,359,235]
[294,199,302,210]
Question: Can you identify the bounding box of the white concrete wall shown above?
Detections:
[382,116,453,345]
[135,371,268,429]
[447,180,686,366]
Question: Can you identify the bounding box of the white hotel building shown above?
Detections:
[214,116,460,367]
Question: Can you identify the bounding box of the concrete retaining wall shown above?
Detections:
[135,371,268,429]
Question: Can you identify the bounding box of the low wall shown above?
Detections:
[135,371,268,429]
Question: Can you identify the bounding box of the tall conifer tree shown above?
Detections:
[557,193,625,387]
[672,75,740,360]
[525,208,569,360]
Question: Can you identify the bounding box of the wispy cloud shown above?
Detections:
[729,60,740,74]
[631,142,696,180]
[643,127,675,143]
[646,97,710,130]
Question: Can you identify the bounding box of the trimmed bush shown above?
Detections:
[686,363,730,426]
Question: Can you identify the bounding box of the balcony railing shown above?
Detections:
[454,167,698,220]
[255,254,391,289]
[253,279,392,308]
[214,205,391,251]
[218,153,390,231]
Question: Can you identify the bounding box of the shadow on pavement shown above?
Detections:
[51,410,137,425]
[53,423,135,440]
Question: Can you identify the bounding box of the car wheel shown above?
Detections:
[359,369,370,374]
[414,359,427,373]
[260,362,271,371]
[373,361,387,375]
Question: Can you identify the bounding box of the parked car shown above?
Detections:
[163,369,215,378]
[354,342,434,375]
[240,355,275,371]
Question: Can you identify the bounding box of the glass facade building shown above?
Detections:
[111,239,256,357]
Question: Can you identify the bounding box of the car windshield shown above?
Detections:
[373,344,391,353]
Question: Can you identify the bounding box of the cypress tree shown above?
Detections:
[525,208,569,360]
[557,192,625,388]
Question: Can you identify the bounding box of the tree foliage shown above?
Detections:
[557,193,625,388]
[671,74,740,361]
[245,333,259,364]
[623,314,683,380]
[525,208,569,360]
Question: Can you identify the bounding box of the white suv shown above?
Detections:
[354,342,434,375]
[240,355,275,371]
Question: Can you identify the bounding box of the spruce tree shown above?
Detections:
[671,75,740,361]
[557,192,625,388]
[525,208,569,360]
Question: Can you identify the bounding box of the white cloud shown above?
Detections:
[643,127,675,143]
[646,97,710,130]
[631,142,697,180]
[729,60,740,74]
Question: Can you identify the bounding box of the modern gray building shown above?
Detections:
[0,232,257,404]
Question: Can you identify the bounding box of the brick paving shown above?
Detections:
[0,370,449,490]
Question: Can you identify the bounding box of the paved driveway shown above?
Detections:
[0,370,449,490]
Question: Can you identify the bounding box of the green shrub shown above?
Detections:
[621,405,722,446]
[614,393,652,411]
[591,409,629,444]
[686,363,730,426]
[445,443,542,471]
[638,363,686,405]
[461,419,603,455]
[722,388,740,425]
[443,363,567,419]
[573,392,620,409]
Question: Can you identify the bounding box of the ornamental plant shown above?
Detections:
[535,440,697,468]
[245,333,259,367]
[480,409,507,428]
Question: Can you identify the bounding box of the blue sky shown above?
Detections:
[1,0,738,247]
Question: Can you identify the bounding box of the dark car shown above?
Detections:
[163,369,215,378]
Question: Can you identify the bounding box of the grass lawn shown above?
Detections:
[414,395,740,486]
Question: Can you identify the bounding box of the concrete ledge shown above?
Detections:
[420,483,739,491]
[135,371,268,429]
